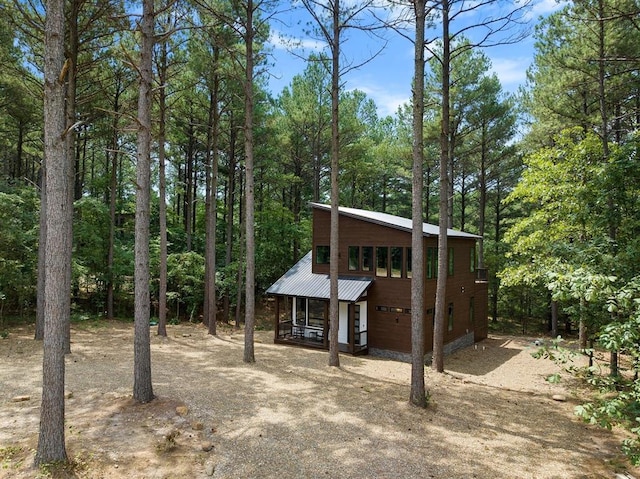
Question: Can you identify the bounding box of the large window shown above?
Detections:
[426,247,438,279]
[362,246,373,272]
[308,299,325,328]
[406,247,412,279]
[448,303,454,331]
[296,298,306,324]
[348,246,359,271]
[470,246,476,272]
[316,245,330,264]
[376,246,388,277]
[448,247,455,276]
[391,247,402,278]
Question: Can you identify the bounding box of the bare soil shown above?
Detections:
[0,320,638,479]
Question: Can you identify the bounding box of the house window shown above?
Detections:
[348,246,359,271]
[308,299,325,328]
[448,303,454,331]
[406,247,412,278]
[362,246,373,272]
[391,247,402,278]
[296,297,306,324]
[470,246,476,273]
[426,247,438,279]
[448,247,454,276]
[316,245,330,264]
[376,246,388,277]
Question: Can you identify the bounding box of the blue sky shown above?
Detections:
[266,0,565,117]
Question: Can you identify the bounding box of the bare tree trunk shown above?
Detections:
[432,0,450,374]
[410,0,427,407]
[243,0,256,363]
[223,136,236,324]
[157,40,168,337]
[35,0,69,463]
[205,62,220,336]
[133,0,154,404]
[328,0,341,368]
[35,170,46,340]
[550,299,558,338]
[478,123,487,269]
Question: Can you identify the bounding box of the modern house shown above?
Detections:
[265,203,488,361]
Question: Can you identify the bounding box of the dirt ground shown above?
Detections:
[0,320,638,479]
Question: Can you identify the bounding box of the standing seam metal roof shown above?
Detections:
[310,202,482,239]
[265,252,372,302]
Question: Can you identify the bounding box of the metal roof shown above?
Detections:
[266,252,373,302]
[311,203,481,239]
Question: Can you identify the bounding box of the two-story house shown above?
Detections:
[266,203,488,362]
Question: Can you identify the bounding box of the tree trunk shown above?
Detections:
[410,0,427,407]
[157,40,168,337]
[478,122,487,269]
[205,61,220,336]
[432,0,450,374]
[223,130,236,324]
[35,168,46,340]
[328,0,340,368]
[133,0,154,404]
[35,0,69,463]
[243,0,256,363]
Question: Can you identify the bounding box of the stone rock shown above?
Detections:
[201,441,214,452]
[65,391,73,399]
[11,395,30,402]
[176,405,189,416]
[551,394,567,402]
[191,421,204,431]
[205,462,215,476]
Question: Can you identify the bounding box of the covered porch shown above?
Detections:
[266,252,372,355]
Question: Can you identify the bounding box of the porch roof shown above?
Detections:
[266,252,372,302]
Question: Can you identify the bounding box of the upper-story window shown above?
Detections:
[470,246,476,272]
[448,247,455,276]
[348,246,359,271]
[316,245,330,264]
[426,247,438,279]
[362,246,373,272]
[391,247,403,278]
[376,246,388,277]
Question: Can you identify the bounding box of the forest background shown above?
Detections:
[1,0,640,464]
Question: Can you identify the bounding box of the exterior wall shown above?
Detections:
[312,207,488,354]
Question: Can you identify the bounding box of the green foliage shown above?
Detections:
[0,185,39,313]
[167,252,205,321]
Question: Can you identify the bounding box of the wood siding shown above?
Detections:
[312,207,488,353]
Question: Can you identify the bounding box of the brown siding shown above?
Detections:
[312,206,487,354]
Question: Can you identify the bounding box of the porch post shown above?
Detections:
[349,303,355,354]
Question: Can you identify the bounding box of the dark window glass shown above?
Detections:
[376,246,388,277]
[376,305,388,312]
[391,247,402,278]
[448,247,454,276]
[448,303,454,331]
[426,247,438,279]
[406,247,412,278]
[308,299,325,328]
[348,246,359,271]
[316,245,330,264]
[296,298,306,324]
[362,247,373,272]
[470,246,476,272]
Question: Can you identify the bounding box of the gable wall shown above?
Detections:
[312,207,488,354]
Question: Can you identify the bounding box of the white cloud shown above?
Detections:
[351,83,410,117]
[528,0,567,20]
[268,30,326,52]
[489,56,531,90]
